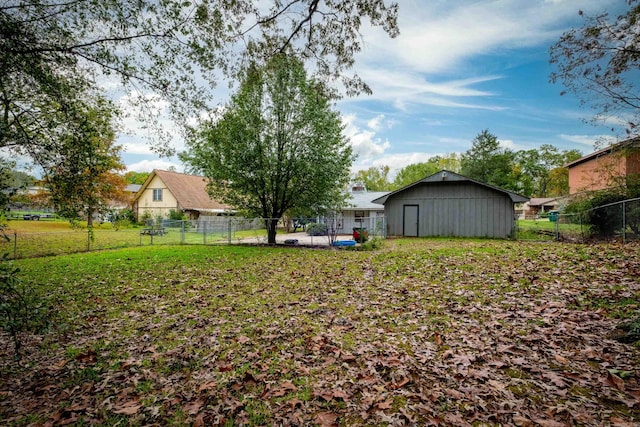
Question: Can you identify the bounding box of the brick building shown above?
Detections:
[566,138,640,194]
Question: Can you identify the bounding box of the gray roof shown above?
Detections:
[344,191,388,210]
[372,170,529,204]
[125,184,142,193]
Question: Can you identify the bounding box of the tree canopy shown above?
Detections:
[44,98,127,227]
[459,129,519,192]
[550,1,640,139]
[354,166,393,191]
[354,138,579,197]
[1,0,399,160]
[183,55,353,244]
[124,171,150,186]
[392,154,461,189]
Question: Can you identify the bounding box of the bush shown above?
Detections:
[565,191,627,237]
[0,255,50,360]
[169,209,186,221]
[306,223,327,236]
[357,237,384,251]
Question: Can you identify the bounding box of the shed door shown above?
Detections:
[403,205,419,237]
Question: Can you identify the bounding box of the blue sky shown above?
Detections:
[122,0,626,176]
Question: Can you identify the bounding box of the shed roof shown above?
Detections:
[134,170,231,212]
[372,170,529,204]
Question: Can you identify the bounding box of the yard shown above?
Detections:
[1,239,640,425]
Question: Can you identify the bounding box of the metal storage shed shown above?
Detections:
[372,170,529,238]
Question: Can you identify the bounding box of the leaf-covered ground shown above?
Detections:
[2,239,640,426]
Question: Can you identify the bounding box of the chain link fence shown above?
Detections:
[0,215,387,259]
[555,197,640,243]
[516,198,640,243]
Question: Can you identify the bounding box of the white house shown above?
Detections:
[339,183,387,235]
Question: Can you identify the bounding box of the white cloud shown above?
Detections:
[346,0,617,114]
[345,69,505,111]
[499,139,516,150]
[559,134,617,148]
[116,91,186,155]
[359,0,613,74]
[126,159,184,173]
[343,114,391,161]
[367,114,385,131]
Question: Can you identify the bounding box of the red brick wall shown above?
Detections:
[568,152,626,194]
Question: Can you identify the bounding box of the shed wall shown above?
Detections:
[384,182,515,238]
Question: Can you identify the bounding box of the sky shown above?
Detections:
[120,0,626,177]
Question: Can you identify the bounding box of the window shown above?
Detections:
[152,188,163,202]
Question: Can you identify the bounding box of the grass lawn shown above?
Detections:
[0,219,269,258]
[1,239,640,425]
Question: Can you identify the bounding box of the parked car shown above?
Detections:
[23,214,40,220]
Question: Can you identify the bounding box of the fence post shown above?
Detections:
[623,201,626,245]
[87,230,91,252]
[13,232,17,259]
[181,220,185,243]
[228,218,232,244]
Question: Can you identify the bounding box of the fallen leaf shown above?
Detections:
[314,411,338,427]
[553,354,569,364]
[183,398,205,415]
[198,381,217,392]
[113,400,141,415]
[512,415,533,426]
[607,372,626,391]
[193,413,206,427]
[376,399,393,410]
[434,332,444,346]
[532,418,566,427]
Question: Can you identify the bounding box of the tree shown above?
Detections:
[1,0,399,159]
[393,162,440,189]
[44,98,127,227]
[354,166,393,191]
[550,2,640,138]
[124,171,150,185]
[515,145,582,197]
[460,130,519,191]
[393,154,461,189]
[183,55,354,244]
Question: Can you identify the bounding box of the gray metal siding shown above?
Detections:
[385,182,515,238]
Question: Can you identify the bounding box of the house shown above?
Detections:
[566,138,640,194]
[132,169,231,221]
[340,182,388,234]
[372,170,529,238]
[522,197,566,219]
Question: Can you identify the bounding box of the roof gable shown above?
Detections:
[134,170,230,212]
[372,170,529,204]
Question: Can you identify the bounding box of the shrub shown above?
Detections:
[565,191,627,237]
[306,223,327,236]
[357,237,384,251]
[169,209,186,221]
[0,255,50,360]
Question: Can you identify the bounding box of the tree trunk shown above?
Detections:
[87,208,94,228]
[266,218,278,244]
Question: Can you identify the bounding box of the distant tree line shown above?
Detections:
[353,129,583,198]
